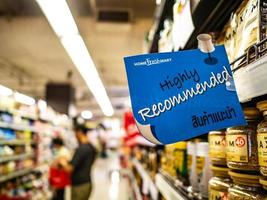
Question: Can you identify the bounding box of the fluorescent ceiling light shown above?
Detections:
[0,85,13,96]
[36,0,78,37]
[156,0,162,5]
[81,110,93,120]
[61,35,114,116]
[36,0,114,117]
[14,92,35,106]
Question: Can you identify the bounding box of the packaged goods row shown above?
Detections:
[130,100,267,200]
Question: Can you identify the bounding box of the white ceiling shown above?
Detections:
[0,0,154,118]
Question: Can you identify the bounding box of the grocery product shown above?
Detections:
[173,141,187,179]
[196,142,212,198]
[228,170,267,200]
[158,19,174,52]
[226,107,260,171]
[208,130,227,166]
[187,141,198,192]
[148,148,157,179]
[257,100,267,176]
[260,178,267,190]
[223,0,261,63]
[209,165,232,200]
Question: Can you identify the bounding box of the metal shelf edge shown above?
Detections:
[155,173,186,200]
[234,55,267,102]
[0,153,34,163]
[0,168,34,183]
[132,158,158,200]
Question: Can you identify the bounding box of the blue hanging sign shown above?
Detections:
[124,45,246,144]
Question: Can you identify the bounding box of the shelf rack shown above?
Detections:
[0,121,36,132]
[0,153,34,163]
[148,0,243,52]
[184,0,243,49]
[232,37,267,102]
[0,168,34,183]
[155,173,187,200]
[132,158,158,200]
[0,139,35,145]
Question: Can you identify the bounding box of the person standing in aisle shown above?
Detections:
[59,125,97,200]
[49,138,71,200]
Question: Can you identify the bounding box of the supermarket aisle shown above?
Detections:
[90,151,132,200]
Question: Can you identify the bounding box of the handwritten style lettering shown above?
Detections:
[159,69,200,91]
[138,66,231,122]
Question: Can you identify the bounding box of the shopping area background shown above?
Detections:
[0,0,267,200]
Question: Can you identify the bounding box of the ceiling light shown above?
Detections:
[156,0,162,5]
[36,0,114,117]
[36,0,78,37]
[81,110,93,119]
[61,35,114,116]
[14,92,35,106]
[0,85,13,96]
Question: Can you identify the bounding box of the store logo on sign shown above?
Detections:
[134,58,172,67]
[124,45,246,144]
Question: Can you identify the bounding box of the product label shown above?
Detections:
[196,156,205,184]
[209,189,228,200]
[257,133,267,166]
[226,134,248,162]
[209,135,226,158]
[187,155,192,173]
[174,150,184,172]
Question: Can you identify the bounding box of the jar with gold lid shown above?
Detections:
[257,100,267,176]
[228,171,267,200]
[226,107,260,171]
[208,130,227,166]
[209,165,232,200]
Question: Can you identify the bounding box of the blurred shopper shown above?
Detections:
[49,138,71,200]
[96,123,108,158]
[59,125,97,200]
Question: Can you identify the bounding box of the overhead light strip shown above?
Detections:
[36,0,114,116]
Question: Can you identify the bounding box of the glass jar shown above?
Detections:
[226,107,260,171]
[209,165,232,200]
[257,100,267,176]
[228,170,267,200]
[208,130,227,166]
[260,178,267,191]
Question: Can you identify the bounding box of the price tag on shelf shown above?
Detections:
[124,45,246,144]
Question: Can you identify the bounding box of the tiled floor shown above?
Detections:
[90,151,132,200]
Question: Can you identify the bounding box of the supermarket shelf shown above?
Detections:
[0,153,34,163]
[155,173,188,200]
[148,0,242,52]
[0,109,37,121]
[0,140,35,146]
[0,168,34,183]
[132,158,158,200]
[184,0,243,49]
[148,0,175,53]
[126,169,142,200]
[0,121,36,132]
[234,55,267,102]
